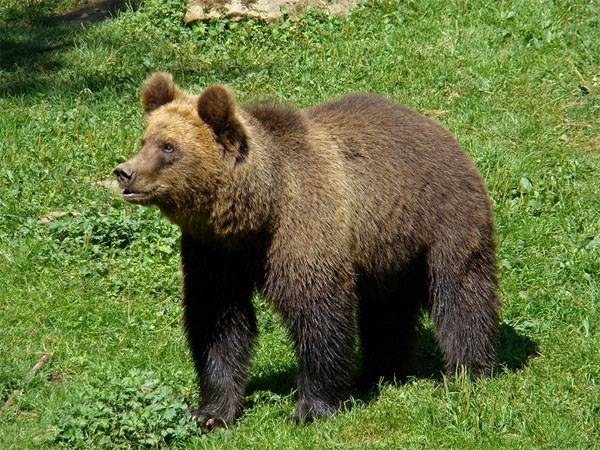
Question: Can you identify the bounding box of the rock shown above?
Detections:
[185,0,357,23]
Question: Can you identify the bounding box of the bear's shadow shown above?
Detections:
[246,322,538,401]
[412,322,539,379]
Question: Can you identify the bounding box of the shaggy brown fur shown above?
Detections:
[114,72,500,429]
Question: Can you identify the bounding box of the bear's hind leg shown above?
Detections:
[428,242,500,377]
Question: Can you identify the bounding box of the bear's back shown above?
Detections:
[304,93,463,167]
[304,94,492,271]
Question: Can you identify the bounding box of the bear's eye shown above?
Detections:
[161,143,174,154]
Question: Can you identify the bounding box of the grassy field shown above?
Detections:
[0,0,598,447]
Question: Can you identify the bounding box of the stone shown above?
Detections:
[185,0,357,23]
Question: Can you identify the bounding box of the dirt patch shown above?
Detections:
[185,0,357,23]
[59,0,138,25]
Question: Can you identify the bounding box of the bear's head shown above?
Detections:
[113,72,250,221]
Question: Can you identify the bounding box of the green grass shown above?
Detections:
[0,0,598,447]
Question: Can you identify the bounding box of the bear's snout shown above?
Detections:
[113,164,134,189]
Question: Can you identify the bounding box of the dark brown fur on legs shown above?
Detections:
[114,72,500,428]
[429,229,499,377]
[267,247,356,422]
[180,234,262,429]
[357,252,429,384]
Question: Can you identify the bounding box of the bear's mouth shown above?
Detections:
[122,188,156,203]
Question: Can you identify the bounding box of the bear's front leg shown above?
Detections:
[184,296,256,430]
[181,234,258,430]
[269,265,356,423]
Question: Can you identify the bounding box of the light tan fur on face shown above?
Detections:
[146,106,223,209]
[116,73,276,239]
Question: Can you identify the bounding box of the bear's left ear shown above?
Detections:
[197,85,248,163]
[141,72,179,113]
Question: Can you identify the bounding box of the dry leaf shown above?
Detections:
[589,136,600,152]
[37,211,81,224]
[429,109,449,119]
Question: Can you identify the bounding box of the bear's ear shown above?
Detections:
[197,85,248,163]
[141,72,178,113]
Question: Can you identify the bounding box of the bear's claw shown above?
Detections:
[188,407,228,432]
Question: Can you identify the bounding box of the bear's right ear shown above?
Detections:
[197,85,248,163]
[140,72,177,113]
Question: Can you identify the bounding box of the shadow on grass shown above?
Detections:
[0,2,276,100]
[0,0,278,99]
[0,1,139,96]
[412,322,539,380]
[247,367,297,397]
[246,322,539,401]
[0,1,139,67]
[0,7,72,72]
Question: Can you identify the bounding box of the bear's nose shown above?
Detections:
[113,164,134,188]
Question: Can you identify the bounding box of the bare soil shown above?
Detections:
[60,0,138,24]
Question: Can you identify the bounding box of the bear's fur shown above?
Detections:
[114,72,500,429]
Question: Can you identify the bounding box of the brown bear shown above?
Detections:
[114,72,500,430]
